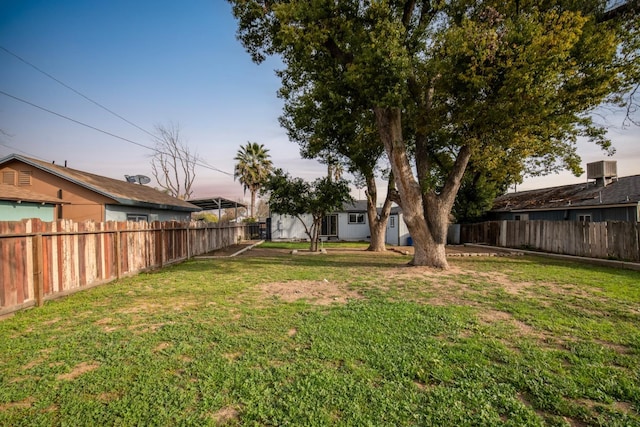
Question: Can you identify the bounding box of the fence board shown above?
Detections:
[1,219,247,316]
[460,220,639,262]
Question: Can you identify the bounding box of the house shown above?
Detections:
[0,184,68,221]
[270,200,411,245]
[489,161,640,223]
[0,153,200,222]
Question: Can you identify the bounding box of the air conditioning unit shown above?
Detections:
[587,161,617,187]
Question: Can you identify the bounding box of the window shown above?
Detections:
[321,214,338,236]
[2,171,15,185]
[127,214,149,222]
[348,213,365,224]
[389,216,395,228]
[514,213,529,221]
[18,170,32,186]
[578,214,591,223]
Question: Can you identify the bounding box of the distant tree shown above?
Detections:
[263,169,352,252]
[151,122,197,200]
[193,212,218,223]
[234,142,273,219]
[220,206,248,223]
[255,198,270,219]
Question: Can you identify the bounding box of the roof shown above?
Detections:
[0,154,200,212]
[0,184,68,205]
[492,175,640,212]
[187,197,247,211]
[341,200,369,212]
[338,200,402,214]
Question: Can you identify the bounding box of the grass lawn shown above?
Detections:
[1,243,639,426]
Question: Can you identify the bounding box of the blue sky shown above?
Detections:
[1,0,638,204]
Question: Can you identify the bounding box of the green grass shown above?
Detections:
[1,243,639,426]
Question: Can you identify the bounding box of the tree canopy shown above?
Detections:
[229,0,639,267]
[263,169,352,251]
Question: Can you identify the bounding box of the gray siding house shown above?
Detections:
[489,161,640,223]
[270,201,411,245]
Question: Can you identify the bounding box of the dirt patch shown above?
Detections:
[0,397,34,411]
[203,243,514,259]
[57,361,100,381]
[223,352,242,361]
[153,342,172,353]
[198,240,262,257]
[260,280,363,305]
[118,302,163,314]
[210,405,240,424]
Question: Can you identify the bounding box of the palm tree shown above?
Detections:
[234,142,273,219]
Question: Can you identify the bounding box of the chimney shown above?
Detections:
[587,160,617,187]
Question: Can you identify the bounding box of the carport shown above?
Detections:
[187,197,247,222]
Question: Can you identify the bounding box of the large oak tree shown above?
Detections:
[229,0,639,268]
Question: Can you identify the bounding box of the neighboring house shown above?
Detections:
[489,161,640,223]
[0,184,68,221]
[0,153,200,222]
[270,200,411,245]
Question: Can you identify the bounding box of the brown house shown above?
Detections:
[0,153,200,222]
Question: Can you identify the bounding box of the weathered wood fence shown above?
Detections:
[0,219,247,316]
[460,220,640,262]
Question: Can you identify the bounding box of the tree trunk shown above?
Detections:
[365,174,393,252]
[368,219,387,251]
[374,107,470,268]
[309,216,321,252]
[250,190,256,219]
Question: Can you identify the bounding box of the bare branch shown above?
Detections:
[150,122,198,199]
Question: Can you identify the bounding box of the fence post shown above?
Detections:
[115,230,122,279]
[186,222,191,259]
[32,234,44,307]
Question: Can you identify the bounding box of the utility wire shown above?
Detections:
[0,45,233,176]
[0,45,157,139]
[0,89,233,176]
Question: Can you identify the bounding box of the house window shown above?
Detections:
[578,214,591,223]
[18,170,32,186]
[321,214,338,236]
[389,216,395,228]
[2,171,15,185]
[348,213,365,224]
[514,214,529,221]
[127,214,149,222]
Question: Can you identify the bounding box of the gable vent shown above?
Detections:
[18,170,32,186]
[2,171,15,185]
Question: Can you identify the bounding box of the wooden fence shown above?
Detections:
[0,219,247,316]
[460,220,640,262]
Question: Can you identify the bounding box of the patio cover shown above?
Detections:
[187,197,247,221]
[187,197,246,211]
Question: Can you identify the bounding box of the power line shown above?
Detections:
[0,89,233,176]
[0,45,157,139]
[0,45,233,176]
